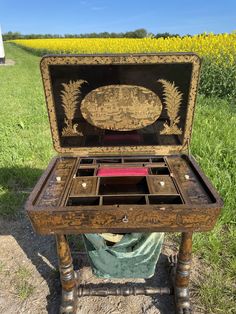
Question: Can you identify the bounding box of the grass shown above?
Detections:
[198,267,235,314]
[15,266,34,300]
[0,43,235,312]
[190,95,236,312]
[16,281,35,300]
[0,43,54,216]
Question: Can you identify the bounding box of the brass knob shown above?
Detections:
[122,215,129,223]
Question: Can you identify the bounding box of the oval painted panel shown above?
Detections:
[81,85,162,131]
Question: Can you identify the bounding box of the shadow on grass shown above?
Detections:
[0,166,175,314]
[0,166,60,313]
[0,166,43,217]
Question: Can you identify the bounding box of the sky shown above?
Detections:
[0,0,235,36]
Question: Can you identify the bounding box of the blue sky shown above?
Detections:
[0,0,235,35]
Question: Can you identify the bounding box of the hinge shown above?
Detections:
[181,137,191,157]
[187,138,191,157]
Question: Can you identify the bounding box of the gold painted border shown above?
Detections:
[40,53,201,156]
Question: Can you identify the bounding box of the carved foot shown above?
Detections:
[60,287,77,314]
[175,287,191,314]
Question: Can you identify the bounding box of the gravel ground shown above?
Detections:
[0,215,203,314]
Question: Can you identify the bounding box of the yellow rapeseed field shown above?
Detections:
[10,33,236,64]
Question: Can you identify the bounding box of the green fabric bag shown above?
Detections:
[83,232,164,279]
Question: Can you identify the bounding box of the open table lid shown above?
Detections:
[40,53,201,156]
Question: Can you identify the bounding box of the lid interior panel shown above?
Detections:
[40,54,201,155]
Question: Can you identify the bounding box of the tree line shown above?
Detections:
[3,28,182,40]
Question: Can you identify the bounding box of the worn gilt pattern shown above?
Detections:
[40,54,201,155]
[158,79,183,135]
[27,54,222,314]
[81,85,162,131]
[29,208,219,234]
[37,158,76,207]
[27,155,223,235]
[167,156,212,204]
[61,80,87,136]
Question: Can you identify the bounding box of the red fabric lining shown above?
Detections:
[97,167,148,177]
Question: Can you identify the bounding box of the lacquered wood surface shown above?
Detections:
[26,154,223,235]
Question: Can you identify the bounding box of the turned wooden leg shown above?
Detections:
[174,232,193,314]
[56,234,77,314]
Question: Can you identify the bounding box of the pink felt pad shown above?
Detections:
[97,167,148,177]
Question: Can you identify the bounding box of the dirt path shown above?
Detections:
[0,215,203,314]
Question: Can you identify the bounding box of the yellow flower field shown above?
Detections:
[10,32,236,64]
[9,33,236,98]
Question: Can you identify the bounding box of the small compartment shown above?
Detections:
[67,197,100,206]
[99,176,149,195]
[123,158,150,163]
[103,195,147,205]
[151,157,165,163]
[149,195,182,204]
[69,177,98,196]
[80,158,94,164]
[76,168,95,176]
[149,167,169,175]
[96,158,122,164]
[103,132,143,145]
[147,175,178,195]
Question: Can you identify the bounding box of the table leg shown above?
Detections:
[174,232,193,314]
[56,234,77,314]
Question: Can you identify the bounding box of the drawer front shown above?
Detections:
[28,206,220,235]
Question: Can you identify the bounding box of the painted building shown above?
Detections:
[0,26,5,64]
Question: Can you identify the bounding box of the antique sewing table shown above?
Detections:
[26,53,223,314]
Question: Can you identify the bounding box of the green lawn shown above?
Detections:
[0,43,235,313]
[0,44,54,216]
